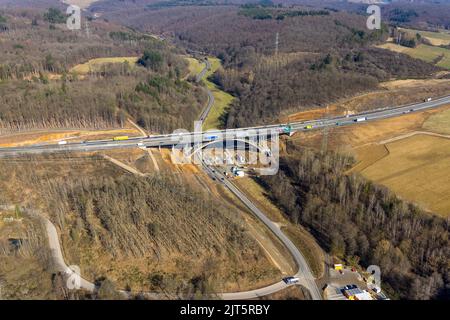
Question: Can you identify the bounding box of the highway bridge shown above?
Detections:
[1,58,448,301]
[0,94,449,157]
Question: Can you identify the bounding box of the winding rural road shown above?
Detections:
[1,58,449,300]
[212,167,321,300]
[0,59,321,300]
[194,58,322,300]
[0,205,96,291]
[196,58,215,123]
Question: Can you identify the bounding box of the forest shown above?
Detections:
[258,144,449,300]
[104,5,389,67]
[1,0,449,301]
[98,1,443,130]
[0,156,278,297]
[214,47,439,128]
[0,9,206,133]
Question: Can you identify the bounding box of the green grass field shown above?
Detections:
[400,28,450,46]
[379,43,450,69]
[202,57,234,130]
[184,56,234,130]
[185,57,204,77]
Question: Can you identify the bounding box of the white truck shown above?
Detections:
[355,117,367,122]
[58,140,67,145]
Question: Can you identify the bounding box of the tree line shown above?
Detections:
[258,145,449,300]
[214,47,438,128]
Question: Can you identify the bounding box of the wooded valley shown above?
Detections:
[259,143,449,299]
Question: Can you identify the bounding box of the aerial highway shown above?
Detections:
[2,57,448,300]
[194,60,322,300]
[0,95,449,157]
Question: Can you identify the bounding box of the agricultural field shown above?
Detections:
[355,134,450,217]
[290,89,450,218]
[378,43,450,69]
[338,105,450,218]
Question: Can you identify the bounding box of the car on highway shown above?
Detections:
[205,135,219,141]
[283,276,300,284]
[344,284,357,290]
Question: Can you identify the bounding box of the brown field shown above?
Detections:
[282,226,325,279]
[346,144,389,174]
[354,134,450,217]
[283,105,342,123]
[290,105,450,151]
[423,107,450,135]
[288,88,450,217]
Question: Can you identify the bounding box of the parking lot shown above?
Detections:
[324,267,368,300]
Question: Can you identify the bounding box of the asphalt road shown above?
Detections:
[1,60,449,300]
[194,58,322,300]
[0,205,97,292]
[206,167,322,300]
[197,59,215,123]
[1,95,449,157]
